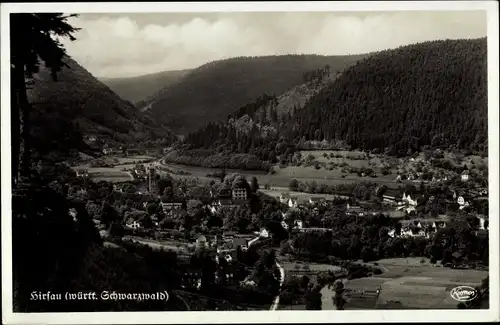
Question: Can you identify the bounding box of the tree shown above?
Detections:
[333,280,346,310]
[289,179,299,191]
[250,177,259,193]
[146,202,158,215]
[10,13,80,185]
[108,221,124,238]
[305,286,322,310]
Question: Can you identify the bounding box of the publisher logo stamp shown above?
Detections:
[450,286,478,302]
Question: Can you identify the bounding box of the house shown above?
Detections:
[432,221,447,230]
[382,189,403,205]
[259,228,269,238]
[232,188,248,201]
[346,204,365,217]
[224,254,233,263]
[161,202,183,215]
[457,196,471,210]
[208,204,218,214]
[75,169,89,178]
[461,170,470,182]
[102,147,113,155]
[280,193,291,205]
[401,227,427,238]
[215,199,237,209]
[288,197,299,209]
[479,216,489,230]
[309,197,325,205]
[196,235,208,249]
[402,192,418,206]
[126,220,142,229]
[68,208,78,222]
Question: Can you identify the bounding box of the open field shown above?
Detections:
[342,258,488,309]
[159,160,405,190]
[73,155,156,183]
[113,155,155,166]
[85,168,132,183]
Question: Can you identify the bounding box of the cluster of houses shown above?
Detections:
[387,214,489,239]
[208,187,249,213]
[181,228,271,290]
[381,185,488,213]
[278,193,348,210]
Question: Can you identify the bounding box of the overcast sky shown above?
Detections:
[61,11,487,79]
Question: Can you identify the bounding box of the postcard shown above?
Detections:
[1,1,499,324]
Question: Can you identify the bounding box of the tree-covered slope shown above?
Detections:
[100,69,190,105]
[148,54,367,135]
[292,38,488,154]
[27,57,176,156]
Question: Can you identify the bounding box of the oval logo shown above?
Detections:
[450,286,478,302]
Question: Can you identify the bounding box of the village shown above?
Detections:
[71,145,489,304]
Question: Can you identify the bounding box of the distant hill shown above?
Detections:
[27,57,176,158]
[147,54,368,135]
[182,38,488,169]
[100,69,190,105]
[291,38,488,155]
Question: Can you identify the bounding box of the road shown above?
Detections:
[245,235,286,311]
[270,261,285,311]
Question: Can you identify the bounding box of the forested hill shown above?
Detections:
[100,69,190,105]
[148,54,368,135]
[291,38,488,155]
[27,57,176,158]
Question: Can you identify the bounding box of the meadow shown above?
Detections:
[343,258,488,310]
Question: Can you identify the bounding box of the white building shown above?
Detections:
[402,192,418,206]
[288,197,299,209]
[457,196,470,210]
[126,220,141,229]
[196,235,208,249]
[232,188,248,200]
[479,216,489,230]
[461,170,470,182]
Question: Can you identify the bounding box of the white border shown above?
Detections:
[1,1,499,324]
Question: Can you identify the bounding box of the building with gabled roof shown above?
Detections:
[461,170,470,182]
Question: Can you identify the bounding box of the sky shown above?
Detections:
[61,11,488,79]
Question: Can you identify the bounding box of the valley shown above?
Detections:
[8,11,491,317]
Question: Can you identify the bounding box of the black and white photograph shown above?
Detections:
[1,1,499,324]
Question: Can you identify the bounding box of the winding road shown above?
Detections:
[246,235,285,311]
